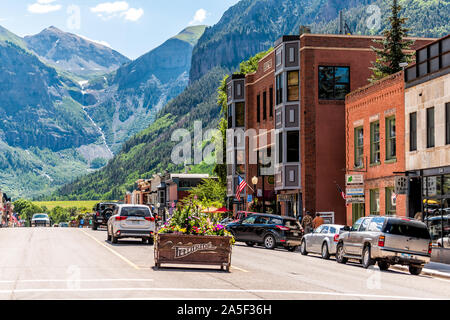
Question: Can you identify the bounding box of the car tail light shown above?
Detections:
[334,234,340,243]
[115,216,127,221]
[145,217,155,222]
[378,236,386,247]
[96,212,100,217]
[428,242,433,255]
[276,225,290,231]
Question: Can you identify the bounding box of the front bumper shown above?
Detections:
[372,247,431,265]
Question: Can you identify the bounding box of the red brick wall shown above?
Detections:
[245,50,276,205]
[345,71,406,224]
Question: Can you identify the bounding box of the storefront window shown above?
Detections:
[352,203,365,224]
[386,187,397,215]
[370,189,380,215]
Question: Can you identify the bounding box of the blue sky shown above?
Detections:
[0,0,241,59]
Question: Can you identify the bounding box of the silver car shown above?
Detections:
[107,205,156,244]
[31,213,50,227]
[300,224,345,259]
[336,216,432,275]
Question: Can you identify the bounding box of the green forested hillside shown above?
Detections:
[52,67,228,200]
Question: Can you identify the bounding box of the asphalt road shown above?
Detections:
[1,227,449,300]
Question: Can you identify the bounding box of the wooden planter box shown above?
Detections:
[154,233,232,271]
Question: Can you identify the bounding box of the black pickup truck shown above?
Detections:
[92,202,119,230]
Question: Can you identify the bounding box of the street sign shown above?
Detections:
[346,196,365,204]
[395,176,408,195]
[247,195,253,203]
[346,187,365,196]
[346,174,364,186]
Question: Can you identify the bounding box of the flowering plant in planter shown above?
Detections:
[158,204,235,244]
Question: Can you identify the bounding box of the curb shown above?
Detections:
[390,265,450,280]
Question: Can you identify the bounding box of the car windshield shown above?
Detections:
[121,207,151,217]
[33,215,48,219]
[383,220,431,239]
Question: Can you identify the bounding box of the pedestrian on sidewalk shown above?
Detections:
[302,211,313,234]
[312,212,325,229]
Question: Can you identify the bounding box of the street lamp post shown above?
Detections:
[252,176,258,212]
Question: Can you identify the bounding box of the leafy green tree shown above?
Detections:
[370,0,415,82]
[188,178,227,208]
[13,199,43,224]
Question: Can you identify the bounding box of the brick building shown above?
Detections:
[245,49,276,213]
[345,71,407,224]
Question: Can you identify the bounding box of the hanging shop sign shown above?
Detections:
[346,174,364,186]
[395,176,409,195]
[346,187,365,196]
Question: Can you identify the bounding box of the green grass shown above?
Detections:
[33,200,109,210]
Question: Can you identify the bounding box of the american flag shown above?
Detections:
[336,183,349,206]
[235,176,248,201]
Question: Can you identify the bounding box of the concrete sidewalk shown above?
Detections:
[392,262,450,279]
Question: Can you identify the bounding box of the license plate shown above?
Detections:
[97,219,103,222]
[401,253,413,259]
[293,232,299,236]
[131,221,141,225]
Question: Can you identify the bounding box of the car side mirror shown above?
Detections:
[343,226,351,232]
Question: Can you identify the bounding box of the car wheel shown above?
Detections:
[142,238,148,244]
[409,265,423,276]
[245,242,256,247]
[92,223,98,231]
[287,246,298,252]
[107,229,111,242]
[300,239,308,256]
[111,232,118,244]
[378,261,390,271]
[264,234,276,250]
[362,246,374,269]
[321,243,330,260]
[336,243,348,264]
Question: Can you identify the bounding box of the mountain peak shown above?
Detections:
[171,25,207,46]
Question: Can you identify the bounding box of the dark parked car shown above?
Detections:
[226,214,304,251]
[92,202,119,230]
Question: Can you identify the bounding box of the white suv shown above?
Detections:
[107,205,156,244]
[31,213,50,227]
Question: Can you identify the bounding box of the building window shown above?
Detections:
[370,189,380,215]
[318,66,350,100]
[386,116,396,161]
[354,126,364,168]
[427,107,435,148]
[269,87,274,118]
[386,187,397,215]
[263,91,267,120]
[370,121,380,164]
[446,103,450,145]
[257,95,261,123]
[410,112,417,151]
[276,74,283,105]
[236,83,241,96]
[352,204,365,224]
[277,132,283,164]
[287,71,299,102]
[276,49,282,66]
[286,131,300,163]
[227,105,233,129]
[235,102,245,127]
[289,47,295,63]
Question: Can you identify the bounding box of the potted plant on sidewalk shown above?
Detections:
[154,203,235,271]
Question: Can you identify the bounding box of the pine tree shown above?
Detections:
[370,0,415,82]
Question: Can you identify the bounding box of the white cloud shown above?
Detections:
[90,1,143,22]
[121,8,144,22]
[189,9,207,25]
[28,0,62,14]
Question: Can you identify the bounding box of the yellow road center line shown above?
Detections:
[80,230,141,270]
[231,266,249,273]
